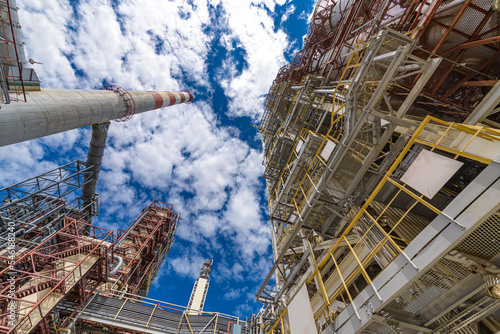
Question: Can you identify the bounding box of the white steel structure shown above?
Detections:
[187,259,213,315]
[253,7,500,334]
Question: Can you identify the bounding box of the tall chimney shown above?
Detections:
[0,87,194,147]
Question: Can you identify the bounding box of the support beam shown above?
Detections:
[464,81,500,125]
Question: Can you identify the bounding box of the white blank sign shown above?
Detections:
[321,140,336,161]
[289,285,317,334]
[401,149,463,199]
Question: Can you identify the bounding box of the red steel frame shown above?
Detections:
[113,200,178,296]
[0,218,113,334]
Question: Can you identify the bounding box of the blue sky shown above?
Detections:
[0,0,313,318]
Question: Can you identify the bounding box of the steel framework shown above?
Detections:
[0,161,95,248]
[273,0,500,121]
[111,200,178,297]
[0,218,113,334]
[256,3,500,331]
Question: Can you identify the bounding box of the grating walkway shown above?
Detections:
[59,294,248,334]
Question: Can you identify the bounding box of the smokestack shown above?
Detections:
[0,87,194,147]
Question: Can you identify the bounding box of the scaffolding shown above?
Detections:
[271,0,500,122]
[58,290,247,334]
[0,0,40,103]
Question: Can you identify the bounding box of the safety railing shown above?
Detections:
[268,37,364,251]
[0,218,113,334]
[301,116,500,326]
[261,82,291,143]
[265,116,500,333]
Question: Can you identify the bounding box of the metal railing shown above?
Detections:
[71,290,247,334]
[297,116,500,328]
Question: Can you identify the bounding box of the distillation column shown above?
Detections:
[0,88,194,147]
[187,259,213,315]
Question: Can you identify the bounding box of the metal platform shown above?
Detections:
[59,293,248,334]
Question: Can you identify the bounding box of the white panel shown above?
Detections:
[289,285,317,334]
[295,139,304,153]
[189,278,208,312]
[320,140,336,161]
[401,149,463,199]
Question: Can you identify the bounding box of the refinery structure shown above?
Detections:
[0,0,245,334]
[1,0,500,333]
[253,0,500,333]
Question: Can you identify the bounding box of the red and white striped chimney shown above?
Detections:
[0,87,194,147]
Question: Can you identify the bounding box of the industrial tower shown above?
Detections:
[187,259,213,315]
[252,0,500,333]
[0,0,247,333]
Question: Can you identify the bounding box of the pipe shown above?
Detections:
[81,123,110,206]
[109,254,123,276]
[0,89,194,147]
[13,228,25,237]
[107,277,124,290]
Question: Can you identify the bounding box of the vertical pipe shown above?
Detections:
[81,122,110,206]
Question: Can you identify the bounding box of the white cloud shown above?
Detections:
[281,4,296,23]
[217,0,289,120]
[19,0,211,90]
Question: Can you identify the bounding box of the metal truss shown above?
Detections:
[0,0,28,103]
[0,161,95,247]
[274,0,500,121]
[57,290,247,334]
[111,200,179,297]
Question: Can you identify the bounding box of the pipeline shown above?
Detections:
[81,122,110,209]
[109,254,123,276]
[112,209,149,251]
[107,277,124,290]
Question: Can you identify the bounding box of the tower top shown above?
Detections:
[200,259,213,279]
